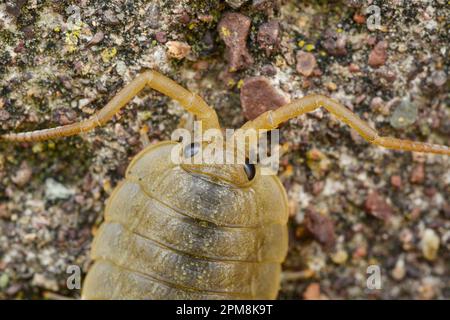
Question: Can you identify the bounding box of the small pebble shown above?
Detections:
[0,203,9,219]
[166,41,191,60]
[0,109,10,121]
[198,14,213,23]
[86,31,104,47]
[103,9,120,25]
[410,164,425,184]
[45,178,75,200]
[397,43,408,53]
[115,60,127,76]
[399,228,414,251]
[296,51,316,77]
[155,31,167,44]
[146,3,161,29]
[376,68,397,82]
[431,70,447,87]
[260,64,277,76]
[322,31,347,57]
[240,76,288,120]
[218,12,254,71]
[353,12,366,24]
[390,97,418,129]
[348,63,361,73]
[421,229,440,261]
[391,258,406,281]
[303,283,323,300]
[390,175,402,188]
[370,97,389,115]
[53,108,77,125]
[12,161,32,187]
[365,191,393,222]
[192,60,209,71]
[252,0,277,11]
[331,249,348,264]
[5,284,21,296]
[257,20,280,56]
[368,41,388,68]
[225,0,247,9]
[325,82,337,91]
[304,207,336,248]
[5,0,27,17]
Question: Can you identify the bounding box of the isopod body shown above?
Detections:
[82,141,289,299]
[4,70,448,300]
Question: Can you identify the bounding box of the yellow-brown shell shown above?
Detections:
[82,141,289,299]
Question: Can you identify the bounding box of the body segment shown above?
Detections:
[82,142,289,299]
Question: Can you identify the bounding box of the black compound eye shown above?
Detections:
[184,142,200,158]
[243,161,256,181]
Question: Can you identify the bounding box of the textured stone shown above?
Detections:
[296,51,316,77]
[166,41,191,60]
[322,31,348,57]
[304,207,336,248]
[368,41,388,67]
[240,76,288,120]
[218,12,254,72]
[365,191,393,222]
[257,21,280,56]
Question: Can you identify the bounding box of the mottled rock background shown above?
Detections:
[0,0,448,299]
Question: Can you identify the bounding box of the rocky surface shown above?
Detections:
[0,0,448,300]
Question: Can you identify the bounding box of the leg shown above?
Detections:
[240,94,449,156]
[1,71,220,142]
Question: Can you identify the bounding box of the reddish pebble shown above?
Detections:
[14,40,25,53]
[368,41,388,68]
[390,175,402,188]
[353,246,367,259]
[218,12,254,72]
[155,31,167,43]
[257,20,280,56]
[366,36,377,46]
[410,164,425,184]
[296,51,317,77]
[240,76,288,120]
[303,283,322,300]
[304,207,336,248]
[192,60,209,71]
[365,191,394,222]
[0,203,9,219]
[348,63,361,73]
[178,12,190,25]
[353,12,366,24]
